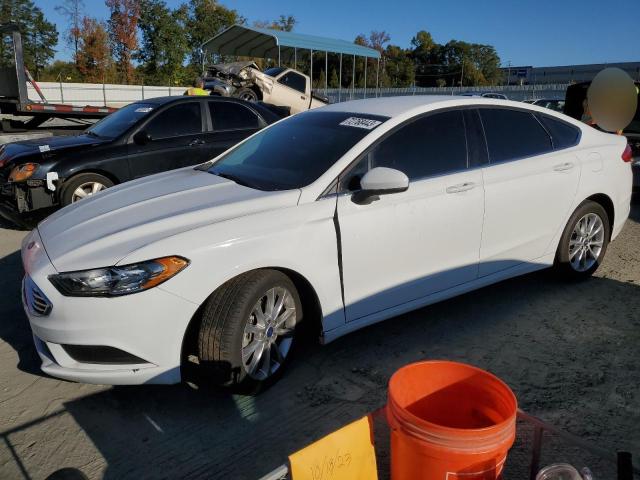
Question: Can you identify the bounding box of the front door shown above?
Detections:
[336,109,485,321]
[128,101,207,178]
[275,71,308,114]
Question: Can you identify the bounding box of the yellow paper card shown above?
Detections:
[289,416,378,480]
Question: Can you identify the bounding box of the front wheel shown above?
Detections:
[554,200,610,279]
[234,87,259,102]
[60,173,114,206]
[197,270,301,393]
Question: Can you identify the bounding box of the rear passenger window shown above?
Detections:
[145,102,202,139]
[210,102,260,130]
[537,114,581,150]
[480,108,553,163]
[370,110,468,180]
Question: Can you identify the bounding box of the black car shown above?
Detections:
[0,96,281,226]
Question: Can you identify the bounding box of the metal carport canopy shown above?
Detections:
[201,24,381,60]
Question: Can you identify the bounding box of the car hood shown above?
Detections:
[37,167,301,272]
[0,133,107,169]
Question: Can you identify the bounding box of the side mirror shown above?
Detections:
[353,167,409,204]
[133,130,152,145]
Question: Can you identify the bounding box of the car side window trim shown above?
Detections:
[476,105,555,166]
[533,112,582,151]
[320,106,475,199]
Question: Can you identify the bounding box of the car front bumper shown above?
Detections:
[0,180,57,224]
[21,229,200,385]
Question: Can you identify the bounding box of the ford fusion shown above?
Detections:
[21,96,633,391]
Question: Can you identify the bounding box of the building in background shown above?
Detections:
[501,62,640,85]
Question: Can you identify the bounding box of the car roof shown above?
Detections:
[134,95,249,105]
[320,95,523,118]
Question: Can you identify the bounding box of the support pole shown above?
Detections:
[325,51,328,94]
[310,49,313,91]
[352,54,355,100]
[376,57,380,97]
[339,53,342,102]
[364,57,367,99]
[278,46,281,67]
[294,47,297,70]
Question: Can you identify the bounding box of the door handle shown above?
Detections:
[553,162,574,172]
[188,139,205,147]
[446,182,476,194]
[300,96,305,100]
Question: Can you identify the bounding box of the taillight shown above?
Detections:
[622,144,633,162]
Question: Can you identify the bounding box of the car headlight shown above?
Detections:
[49,256,189,297]
[9,163,39,182]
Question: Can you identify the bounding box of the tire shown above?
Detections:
[197,269,302,393]
[61,173,114,206]
[554,200,610,279]
[234,87,259,102]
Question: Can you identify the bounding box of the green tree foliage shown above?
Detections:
[329,67,339,88]
[0,0,58,78]
[137,0,190,84]
[106,0,139,84]
[185,0,242,67]
[253,14,296,32]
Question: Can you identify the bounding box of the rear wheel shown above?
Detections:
[197,270,301,393]
[554,200,610,279]
[61,173,114,206]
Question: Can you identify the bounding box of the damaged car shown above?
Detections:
[0,95,279,227]
[205,62,329,114]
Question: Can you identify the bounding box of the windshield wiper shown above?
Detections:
[214,171,254,188]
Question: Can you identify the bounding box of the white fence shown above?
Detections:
[27,82,187,108]
[26,81,570,108]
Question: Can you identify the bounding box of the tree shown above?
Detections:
[106,0,139,84]
[0,0,58,76]
[185,0,242,67]
[76,16,111,82]
[137,0,189,84]
[329,67,338,88]
[55,0,84,61]
[253,14,296,32]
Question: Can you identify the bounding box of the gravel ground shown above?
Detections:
[0,199,639,480]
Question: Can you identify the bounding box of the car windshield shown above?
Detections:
[204,111,389,191]
[86,103,155,139]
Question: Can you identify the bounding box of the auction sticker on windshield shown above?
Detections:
[135,107,153,113]
[339,117,382,130]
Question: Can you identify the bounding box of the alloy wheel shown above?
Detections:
[241,286,296,380]
[569,213,605,272]
[71,182,106,203]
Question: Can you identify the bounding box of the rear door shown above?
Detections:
[127,100,207,178]
[478,107,581,276]
[202,101,263,161]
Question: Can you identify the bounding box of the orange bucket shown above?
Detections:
[387,361,517,480]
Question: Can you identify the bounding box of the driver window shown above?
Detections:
[278,72,306,93]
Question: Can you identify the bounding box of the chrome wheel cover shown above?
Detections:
[242,286,296,380]
[71,181,106,203]
[569,213,605,272]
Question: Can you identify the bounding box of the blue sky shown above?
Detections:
[37,0,639,67]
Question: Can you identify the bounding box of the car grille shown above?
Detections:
[23,275,53,316]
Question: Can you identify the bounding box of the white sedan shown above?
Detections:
[21,96,633,391]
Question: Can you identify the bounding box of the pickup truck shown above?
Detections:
[204,62,329,115]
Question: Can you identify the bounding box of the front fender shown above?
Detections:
[118,198,346,333]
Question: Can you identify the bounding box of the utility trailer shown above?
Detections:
[0,23,116,131]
